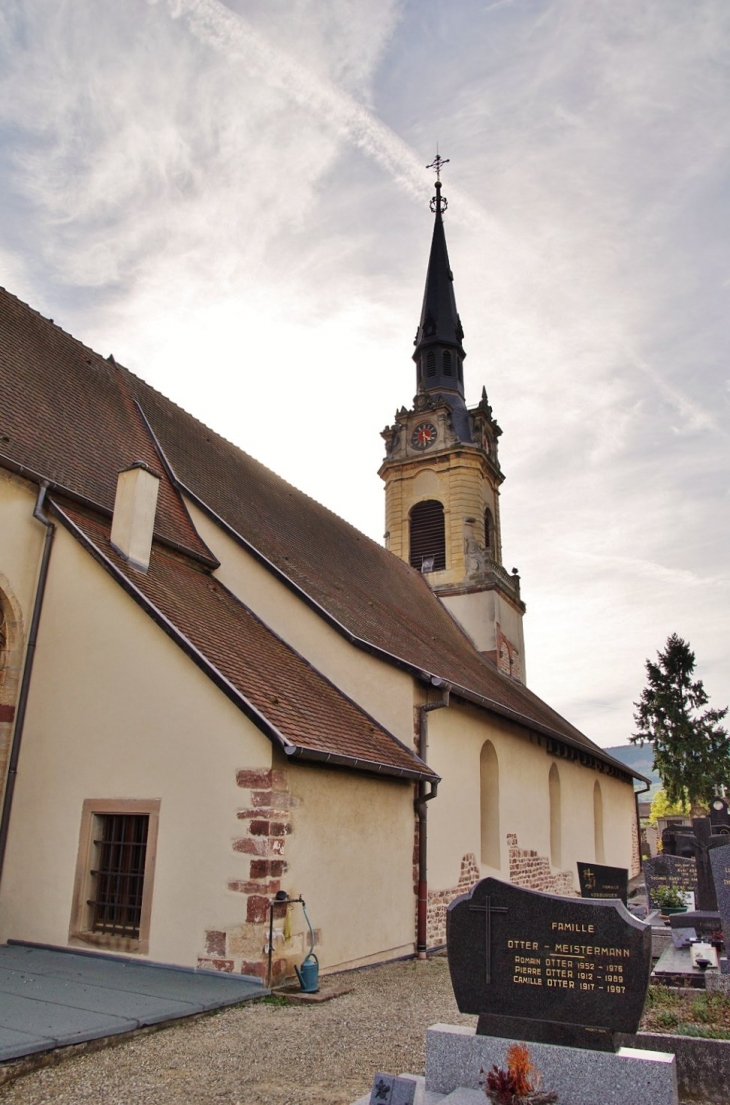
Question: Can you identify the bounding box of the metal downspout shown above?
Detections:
[415,680,449,958]
[633,779,651,874]
[0,483,55,888]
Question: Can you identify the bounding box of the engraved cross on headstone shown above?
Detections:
[469,894,508,985]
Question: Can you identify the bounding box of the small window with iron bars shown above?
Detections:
[88,814,149,938]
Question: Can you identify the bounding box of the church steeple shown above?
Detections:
[380,155,527,683]
[413,157,470,440]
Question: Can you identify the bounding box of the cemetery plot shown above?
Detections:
[447,877,651,1051]
[644,855,697,910]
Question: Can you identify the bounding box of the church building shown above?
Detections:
[0,168,642,982]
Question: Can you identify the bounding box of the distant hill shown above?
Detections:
[604,744,662,797]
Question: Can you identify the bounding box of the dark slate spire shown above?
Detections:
[413,155,470,438]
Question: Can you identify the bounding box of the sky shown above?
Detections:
[0,0,728,749]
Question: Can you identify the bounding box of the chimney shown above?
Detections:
[110,462,161,572]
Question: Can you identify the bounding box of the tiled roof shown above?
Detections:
[129,376,623,765]
[0,288,213,565]
[0,286,637,780]
[54,502,434,781]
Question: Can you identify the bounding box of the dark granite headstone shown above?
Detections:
[577,862,628,906]
[369,1074,416,1105]
[668,910,721,939]
[710,798,730,836]
[447,877,651,1053]
[644,854,697,909]
[710,843,730,946]
[661,825,695,858]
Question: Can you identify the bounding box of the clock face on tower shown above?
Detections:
[411,421,438,450]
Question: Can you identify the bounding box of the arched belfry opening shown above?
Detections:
[409,500,445,573]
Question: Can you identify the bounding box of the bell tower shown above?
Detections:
[379,156,526,682]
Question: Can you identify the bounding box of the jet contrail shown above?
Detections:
[155,0,491,231]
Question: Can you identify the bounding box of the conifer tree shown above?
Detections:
[631,634,729,811]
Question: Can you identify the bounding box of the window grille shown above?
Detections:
[443,350,453,376]
[89,814,149,937]
[426,351,436,377]
[410,500,446,572]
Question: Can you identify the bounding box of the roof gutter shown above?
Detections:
[0,482,56,890]
[284,745,436,783]
[52,504,436,784]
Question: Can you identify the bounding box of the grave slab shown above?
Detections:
[425,1023,678,1105]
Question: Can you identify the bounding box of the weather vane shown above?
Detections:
[426,152,449,214]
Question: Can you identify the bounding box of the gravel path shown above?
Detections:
[0,956,716,1105]
[0,957,474,1105]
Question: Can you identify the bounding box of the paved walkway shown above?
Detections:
[0,943,265,1061]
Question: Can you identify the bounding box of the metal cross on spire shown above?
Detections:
[427,152,449,215]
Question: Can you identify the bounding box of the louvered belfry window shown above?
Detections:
[410,500,446,572]
[89,814,149,937]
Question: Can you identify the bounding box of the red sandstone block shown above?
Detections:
[205,930,227,957]
[240,960,266,979]
[236,769,272,789]
[0,705,15,723]
[249,820,270,836]
[269,860,287,877]
[251,791,273,807]
[247,895,270,924]
[198,957,234,973]
[232,838,267,855]
[229,879,282,895]
[250,859,270,878]
[269,822,291,837]
[270,839,285,855]
[271,958,287,980]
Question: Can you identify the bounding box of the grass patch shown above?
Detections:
[641,986,730,1041]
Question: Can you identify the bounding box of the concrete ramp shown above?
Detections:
[0,942,266,1061]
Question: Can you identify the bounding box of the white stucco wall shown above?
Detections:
[185,499,416,742]
[425,701,636,893]
[282,760,417,971]
[0,510,274,966]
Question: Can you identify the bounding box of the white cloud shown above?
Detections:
[0,0,727,748]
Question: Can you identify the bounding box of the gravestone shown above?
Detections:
[447,876,651,1052]
[368,1074,416,1105]
[659,817,728,911]
[710,797,730,837]
[577,861,628,905]
[644,854,697,909]
[710,843,730,946]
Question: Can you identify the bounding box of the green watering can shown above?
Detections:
[294,900,319,993]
